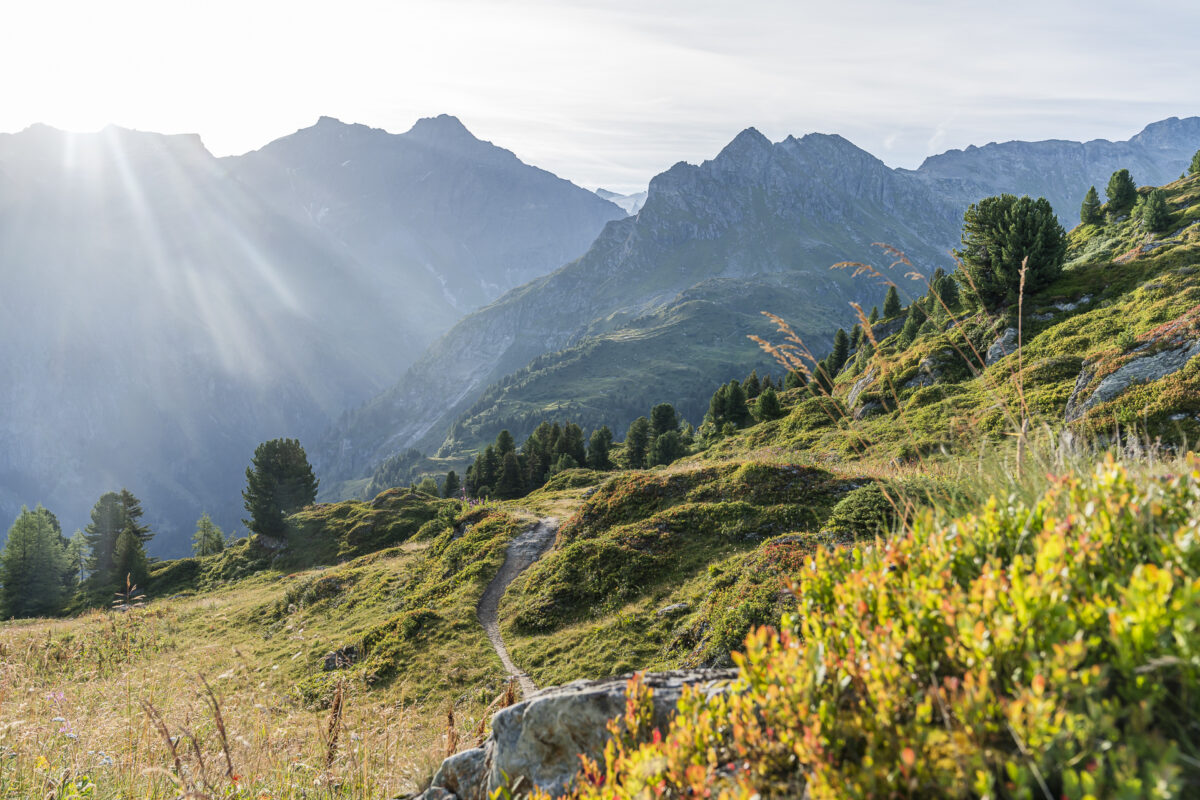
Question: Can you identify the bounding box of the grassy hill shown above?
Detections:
[3,171,1200,798]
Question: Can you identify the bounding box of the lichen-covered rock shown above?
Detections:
[986,327,1019,365]
[418,670,736,800]
[1066,340,1200,421]
[430,747,487,800]
[847,367,877,408]
[656,602,690,617]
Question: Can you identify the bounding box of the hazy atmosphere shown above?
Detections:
[4,0,1198,191]
[4,3,1200,799]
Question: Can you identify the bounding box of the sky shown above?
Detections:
[1,0,1197,194]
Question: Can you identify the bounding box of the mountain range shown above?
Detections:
[2,114,1198,552]
[317,117,1200,492]
[0,117,622,552]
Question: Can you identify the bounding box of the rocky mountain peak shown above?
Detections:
[406,114,478,146]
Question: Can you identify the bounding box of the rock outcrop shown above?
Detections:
[1065,340,1200,421]
[413,670,737,800]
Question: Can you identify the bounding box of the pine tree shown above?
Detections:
[900,302,928,346]
[882,286,902,318]
[1142,188,1170,233]
[551,453,579,475]
[192,513,225,557]
[65,530,89,587]
[851,324,862,349]
[727,380,750,426]
[495,430,516,457]
[559,423,588,467]
[625,417,651,469]
[480,445,500,491]
[754,386,783,421]
[0,506,69,618]
[707,384,729,426]
[650,403,680,437]
[784,370,806,390]
[242,438,319,539]
[743,371,761,399]
[829,328,850,374]
[869,306,880,323]
[587,426,614,470]
[1080,185,1102,225]
[495,451,525,498]
[118,489,152,544]
[1191,149,1200,176]
[648,430,684,466]
[442,470,461,498]
[415,477,440,496]
[955,194,1066,311]
[111,524,148,597]
[938,271,960,310]
[1105,169,1137,213]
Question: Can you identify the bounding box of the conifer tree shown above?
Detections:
[1142,188,1170,233]
[480,445,500,491]
[551,453,579,475]
[84,492,124,587]
[192,513,225,557]
[559,423,588,467]
[784,370,806,390]
[1191,149,1200,176]
[495,429,516,457]
[415,477,440,496]
[111,524,148,596]
[851,324,862,349]
[443,470,461,498]
[242,439,318,540]
[955,194,1066,311]
[829,328,850,374]
[707,384,729,425]
[754,386,783,421]
[495,451,525,498]
[1105,169,1137,213]
[937,271,960,310]
[1080,185,1102,224]
[648,430,684,466]
[587,426,614,470]
[0,506,70,618]
[743,371,761,399]
[650,403,680,437]
[118,489,152,545]
[65,530,89,587]
[882,286,902,318]
[900,302,928,346]
[727,380,751,426]
[625,417,651,469]
[869,306,880,323]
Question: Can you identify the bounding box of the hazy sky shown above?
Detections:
[2,0,1197,193]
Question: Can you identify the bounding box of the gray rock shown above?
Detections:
[986,328,1019,365]
[431,747,487,800]
[420,670,736,799]
[847,367,877,408]
[1066,341,1200,421]
[853,401,884,420]
[656,602,690,617]
[322,645,361,671]
[1053,294,1092,312]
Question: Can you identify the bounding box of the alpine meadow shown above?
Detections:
[3,3,1200,799]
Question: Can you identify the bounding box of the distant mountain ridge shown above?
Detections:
[319,117,1200,490]
[0,117,622,554]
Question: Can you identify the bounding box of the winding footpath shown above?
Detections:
[477,517,559,697]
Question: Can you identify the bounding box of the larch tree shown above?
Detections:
[192,512,225,557]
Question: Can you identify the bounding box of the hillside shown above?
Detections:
[0,118,621,554]
[318,118,1200,497]
[6,169,1200,798]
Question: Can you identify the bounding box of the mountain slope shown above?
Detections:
[0,119,621,553]
[317,128,963,486]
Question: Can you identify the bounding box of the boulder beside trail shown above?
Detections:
[411,670,737,800]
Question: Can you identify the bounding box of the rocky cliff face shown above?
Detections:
[0,119,621,553]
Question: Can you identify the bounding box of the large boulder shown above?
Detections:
[415,670,736,800]
[1065,340,1200,421]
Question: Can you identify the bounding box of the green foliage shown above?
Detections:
[588,426,614,470]
[442,470,461,498]
[822,483,897,540]
[899,301,927,346]
[111,525,148,595]
[1192,149,1200,176]
[742,370,761,399]
[752,385,783,421]
[1080,184,1103,224]
[648,430,685,466]
[191,512,225,557]
[242,438,319,539]
[882,285,902,318]
[955,194,1066,311]
[566,459,1200,799]
[829,328,850,373]
[414,476,439,496]
[1142,187,1170,233]
[495,451,525,498]
[83,489,152,600]
[1106,167,1138,212]
[649,403,679,438]
[624,416,651,469]
[0,506,69,618]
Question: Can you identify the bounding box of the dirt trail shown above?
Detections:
[477,517,558,697]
